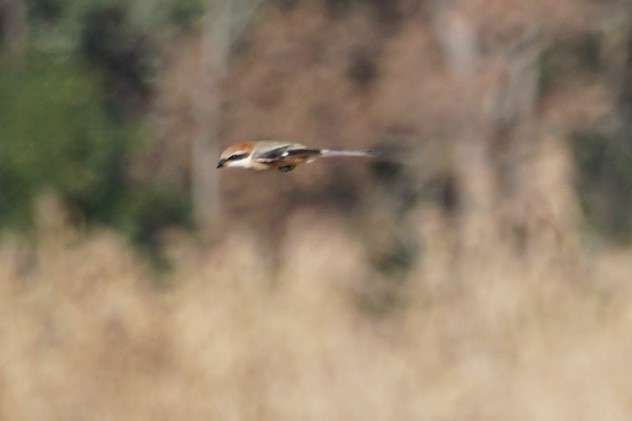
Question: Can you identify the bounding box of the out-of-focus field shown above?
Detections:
[2,200,632,420]
[2,0,632,419]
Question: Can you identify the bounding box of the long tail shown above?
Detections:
[321,149,378,158]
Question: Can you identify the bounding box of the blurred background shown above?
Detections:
[2,0,632,419]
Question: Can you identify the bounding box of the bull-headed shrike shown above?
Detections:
[216,141,377,173]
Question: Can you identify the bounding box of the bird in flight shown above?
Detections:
[216,141,377,172]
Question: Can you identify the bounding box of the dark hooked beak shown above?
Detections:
[216,159,226,169]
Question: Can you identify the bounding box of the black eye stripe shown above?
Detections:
[227,152,249,161]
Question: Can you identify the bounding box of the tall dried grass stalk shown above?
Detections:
[0,199,631,420]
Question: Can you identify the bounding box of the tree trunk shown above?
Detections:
[191,0,232,239]
[191,0,262,239]
[430,5,499,260]
[429,1,553,264]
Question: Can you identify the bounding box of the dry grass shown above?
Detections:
[3,1,628,419]
[1,200,632,420]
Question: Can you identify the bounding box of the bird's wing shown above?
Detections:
[254,144,322,163]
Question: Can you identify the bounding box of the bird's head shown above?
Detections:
[216,142,254,169]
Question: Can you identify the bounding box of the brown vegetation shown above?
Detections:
[149,0,612,247]
[1,197,632,419]
[3,0,632,418]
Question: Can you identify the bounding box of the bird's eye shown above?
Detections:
[227,152,249,161]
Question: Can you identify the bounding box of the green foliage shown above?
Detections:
[538,34,601,96]
[27,0,206,48]
[0,51,191,245]
[574,128,632,243]
[115,186,192,255]
[0,52,123,229]
[0,0,196,249]
[166,0,205,31]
